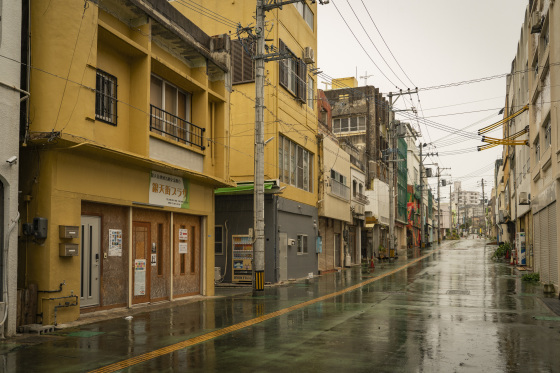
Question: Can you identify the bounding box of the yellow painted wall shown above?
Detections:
[23,0,229,324]
[332,77,358,89]
[171,0,319,208]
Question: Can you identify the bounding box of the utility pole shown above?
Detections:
[388,92,394,258]
[419,144,424,248]
[435,166,450,244]
[253,0,266,295]
[437,167,440,244]
[481,178,485,237]
[449,182,452,235]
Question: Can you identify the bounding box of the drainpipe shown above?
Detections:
[0,212,20,338]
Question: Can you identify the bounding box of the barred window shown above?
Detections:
[95,70,117,125]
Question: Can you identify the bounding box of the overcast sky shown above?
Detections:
[317,0,529,202]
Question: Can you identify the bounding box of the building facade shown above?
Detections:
[182,1,321,282]
[19,0,231,326]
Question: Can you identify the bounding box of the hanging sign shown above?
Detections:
[149,171,190,209]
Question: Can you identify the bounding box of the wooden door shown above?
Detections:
[133,222,151,304]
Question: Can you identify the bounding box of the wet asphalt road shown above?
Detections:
[2,237,560,372]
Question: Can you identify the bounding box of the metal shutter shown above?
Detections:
[549,202,558,286]
[541,209,550,284]
[534,212,541,273]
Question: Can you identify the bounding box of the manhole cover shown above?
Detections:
[446,290,470,295]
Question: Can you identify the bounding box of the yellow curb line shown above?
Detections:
[90,247,441,372]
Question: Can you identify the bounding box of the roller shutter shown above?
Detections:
[549,202,558,286]
[541,209,550,284]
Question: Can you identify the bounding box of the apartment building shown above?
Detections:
[181,1,320,282]
[19,0,231,326]
[528,0,559,288]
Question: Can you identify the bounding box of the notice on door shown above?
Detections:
[179,228,188,241]
[179,242,188,254]
[109,229,122,257]
[134,259,146,296]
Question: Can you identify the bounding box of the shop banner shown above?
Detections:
[149,171,190,209]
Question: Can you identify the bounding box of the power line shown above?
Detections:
[359,0,415,87]
[346,0,409,88]
[330,0,399,89]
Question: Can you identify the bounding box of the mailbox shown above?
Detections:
[59,225,79,239]
[59,243,79,257]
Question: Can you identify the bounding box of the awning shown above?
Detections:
[215,180,283,195]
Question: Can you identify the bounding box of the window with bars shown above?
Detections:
[95,70,117,125]
[149,75,204,149]
[279,40,307,102]
[279,135,313,192]
[232,39,255,84]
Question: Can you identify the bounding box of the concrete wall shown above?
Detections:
[0,0,22,337]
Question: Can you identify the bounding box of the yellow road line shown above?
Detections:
[90,247,441,373]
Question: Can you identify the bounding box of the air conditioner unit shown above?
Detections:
[519,192,530,205]
[288,238,296,246]
[303,47,315,64]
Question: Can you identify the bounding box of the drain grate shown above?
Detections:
[446,290,470,295]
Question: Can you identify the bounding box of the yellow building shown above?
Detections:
[173,1,320,282]
[19,0,231,326]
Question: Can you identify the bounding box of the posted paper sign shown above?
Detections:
[149,171,189,209]
[179,229,189,241]
[134,259,146,296]
[109,229,122,257]
[179,243,188,254]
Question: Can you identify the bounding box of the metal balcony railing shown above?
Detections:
[330,178,350,200]
[354,193,369,205]
[150,105,205,150]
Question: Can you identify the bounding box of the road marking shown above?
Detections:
[90,248,441,372]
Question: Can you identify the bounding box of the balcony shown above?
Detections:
[150,105,205,150]
[329,178,350,200]
[354,193,369,205]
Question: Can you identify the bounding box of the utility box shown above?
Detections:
[59,243,79,257]
[59,225,79,239]
[33,217,48,239]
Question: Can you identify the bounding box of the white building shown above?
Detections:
[0,0,23,337]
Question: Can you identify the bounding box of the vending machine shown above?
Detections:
[232,235,253,283]
[516,232,526,266]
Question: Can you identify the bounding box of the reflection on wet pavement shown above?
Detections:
[3,238,560,372]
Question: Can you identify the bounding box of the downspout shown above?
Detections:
[0,212,20,338]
